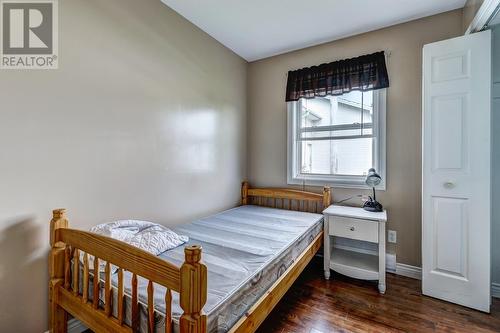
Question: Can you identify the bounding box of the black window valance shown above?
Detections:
[285,51,389,102]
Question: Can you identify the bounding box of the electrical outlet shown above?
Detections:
[388,230,397,243]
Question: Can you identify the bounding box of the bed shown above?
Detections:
[48,182,331,333]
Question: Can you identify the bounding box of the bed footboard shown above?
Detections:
[48,209,207,333]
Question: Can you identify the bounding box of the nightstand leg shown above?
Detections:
[378,222,386,294]
[323,219,331,280]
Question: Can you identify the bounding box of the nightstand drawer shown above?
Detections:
[329,216,379,243]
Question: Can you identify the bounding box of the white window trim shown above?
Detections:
[287,89,387,190]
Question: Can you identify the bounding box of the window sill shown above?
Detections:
[287,176,386,191]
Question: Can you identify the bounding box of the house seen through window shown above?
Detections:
[288,90,386,188]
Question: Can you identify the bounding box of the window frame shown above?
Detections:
[287,89,386,190]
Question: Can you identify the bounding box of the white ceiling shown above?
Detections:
[161,0,466,62]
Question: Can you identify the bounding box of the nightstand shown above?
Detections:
[323,205,388,294]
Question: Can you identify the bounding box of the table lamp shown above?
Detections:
[363,168,383,212]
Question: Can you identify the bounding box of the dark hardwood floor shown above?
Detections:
[257,257,500,333]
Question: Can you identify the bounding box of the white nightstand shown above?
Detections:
[323,205,388,294]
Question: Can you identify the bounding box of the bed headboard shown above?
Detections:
[241,181,331,214]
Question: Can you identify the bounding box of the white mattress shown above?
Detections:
[103,205,323,332]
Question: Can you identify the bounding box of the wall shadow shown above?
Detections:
[0,216,47,332]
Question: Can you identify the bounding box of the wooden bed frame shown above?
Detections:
[48,181,331,333]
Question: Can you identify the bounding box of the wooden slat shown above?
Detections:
[73,248,79,296]
[247,188,323,201]
[64,246,71,290]
[131,273,139,333]
[147,281,155,333]
[57,286,131,333]
[93,257,100,309]
[56,229,181,291]
[105,262,112,316]
[165,289,172,333]
[82,253,89,303]
[117,268,124,325]
[229,231,323,333]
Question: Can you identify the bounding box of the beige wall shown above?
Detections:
[247,9,463,267]
[463,0,485,32]
[0,0,246,331]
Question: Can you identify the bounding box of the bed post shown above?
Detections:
[180,245,208,333]
[323,186,331,210]
[49,208,68,333]
[241,181,249,205]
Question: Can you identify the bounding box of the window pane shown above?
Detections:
[300,90,373,129]
[300,138,373,176]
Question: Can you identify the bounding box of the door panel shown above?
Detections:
[431,51,470,83]
[431,94,468,171]
[432,197,468,279]
[422,30,491,312]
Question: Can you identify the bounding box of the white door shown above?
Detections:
[422,30,491,312]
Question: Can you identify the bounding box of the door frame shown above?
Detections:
[465,0,500,34]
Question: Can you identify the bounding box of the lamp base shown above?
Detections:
[363,200,383,212]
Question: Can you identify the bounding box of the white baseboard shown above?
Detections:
[386,253,396,273]
[492,283,500,299]
[68,318,87,333]
[396,263,422,280]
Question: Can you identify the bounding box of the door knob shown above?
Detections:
[350,227,355,231]
[443,181,455,189]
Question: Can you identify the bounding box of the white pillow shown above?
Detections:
[81,220,188,272]
[90,219,188,255]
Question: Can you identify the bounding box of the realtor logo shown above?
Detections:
[1,0,58,69]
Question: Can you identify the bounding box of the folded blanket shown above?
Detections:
[81,220,188,271]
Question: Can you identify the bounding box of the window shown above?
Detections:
[287,89,386,189]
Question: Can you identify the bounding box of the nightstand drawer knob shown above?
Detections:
[350,227,355,231]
